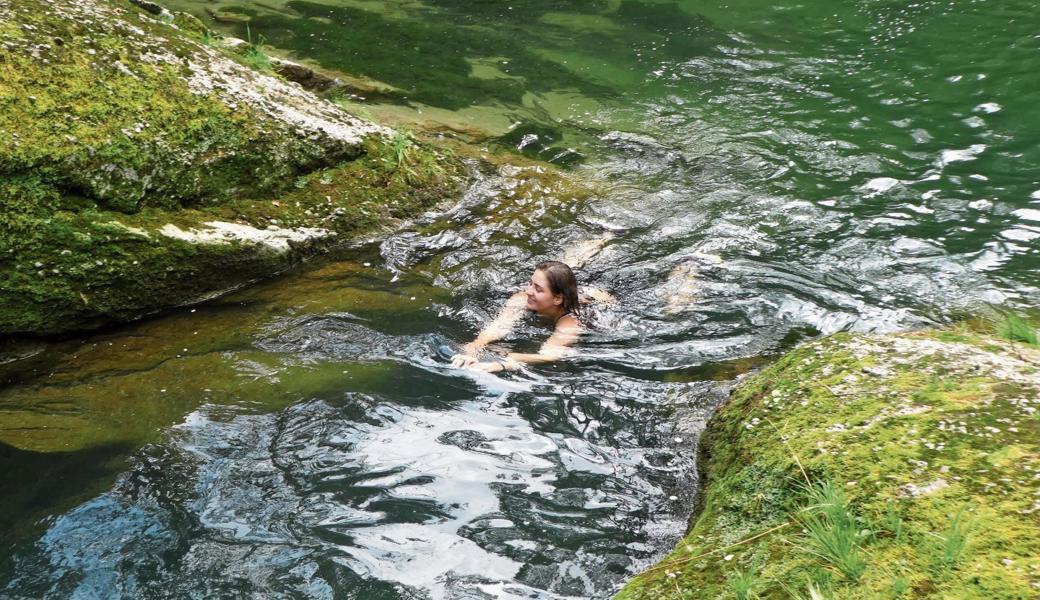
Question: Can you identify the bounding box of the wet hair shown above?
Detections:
[535,260,580,316]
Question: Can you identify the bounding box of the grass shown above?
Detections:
[931,507,971,572]
[242,24,273,73]
[783,580,833,600]
[198,27,221,47]
[995,312,1038,346]
[877,500,904,543]
[890,576,910,597]
[797,480,869,582]
[726,562,764,600]
[377,131,446,185]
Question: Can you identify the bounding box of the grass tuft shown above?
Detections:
[995,312,1039,346]
[242,24,272,73]
[877,500,904,543]
[931,507,970,571]
[377,131,446,185]
[780,578,833,600]
[726,562,763,600]
[797,481,869,582]
[891,576,910,597]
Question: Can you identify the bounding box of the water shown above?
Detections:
[3,0,1039,598]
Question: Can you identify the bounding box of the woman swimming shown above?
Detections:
[451,261,594,373]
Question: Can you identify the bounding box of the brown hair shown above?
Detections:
[535,260,580,316]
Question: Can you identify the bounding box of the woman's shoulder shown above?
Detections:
[556,313,581,331]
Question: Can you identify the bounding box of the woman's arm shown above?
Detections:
[451,291,527,367]
[469,315,581,372]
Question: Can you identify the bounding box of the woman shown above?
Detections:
[451,261,590,373]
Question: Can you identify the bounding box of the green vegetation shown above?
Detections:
[797,481,868,582]
[932,507,971,572]
[241,23,272,73]
[727,561,764,600]
[0,0,467,335]
[996,312,1039,347]
[618,329,1040,599]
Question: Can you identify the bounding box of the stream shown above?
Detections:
[2,0,1038,598]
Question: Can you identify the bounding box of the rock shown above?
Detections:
[271,57,339,91]
[619,329,1040,600]
[206,8,251,23]
[898,478,949,497]
[172,11,207,36]
[128,0,163,16]
[0,0,465,336]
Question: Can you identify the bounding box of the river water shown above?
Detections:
[2,1,1038,598]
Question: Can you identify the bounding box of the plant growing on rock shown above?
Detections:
[726,560,764,600]
[796,480,869,582]
[242,24,273,72]
[995,312,1038,347]
[929,507,971,572]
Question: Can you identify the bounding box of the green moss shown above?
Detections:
[619,330,1040,600]
[0,0,472,336]
[0,131,464,335]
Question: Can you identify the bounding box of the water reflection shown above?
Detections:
[6,373,718,598]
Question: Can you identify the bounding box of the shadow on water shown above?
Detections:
[0,441,132,575]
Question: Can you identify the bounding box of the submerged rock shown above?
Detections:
[619,328,1040,599]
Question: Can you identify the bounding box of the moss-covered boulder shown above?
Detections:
[619,329,1040,599]
[0,0,463,335]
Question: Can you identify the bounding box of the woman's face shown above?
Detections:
[525,269,562,314]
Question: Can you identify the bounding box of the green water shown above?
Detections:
[192,0,1039,293]
[3,0,1039,597]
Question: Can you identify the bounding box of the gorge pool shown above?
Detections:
[2,0,1038,597]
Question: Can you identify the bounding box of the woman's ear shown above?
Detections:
[553,294,563,306]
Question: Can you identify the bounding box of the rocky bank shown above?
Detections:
[0,0,464,336]
[618,328,1039,599]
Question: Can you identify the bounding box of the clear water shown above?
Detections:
[2,0,1039,598]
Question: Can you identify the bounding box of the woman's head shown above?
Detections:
[526,261,580,316]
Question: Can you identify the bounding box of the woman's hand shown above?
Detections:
[451,353,479,368]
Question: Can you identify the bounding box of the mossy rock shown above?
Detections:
[618,329,1040,599]
[0,0,467,335]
